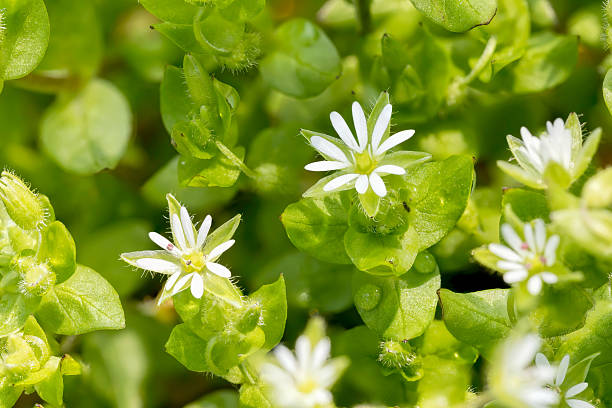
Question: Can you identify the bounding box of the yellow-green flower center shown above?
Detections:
[297,377,318,394]
[181,251,206,272]
[354,151,377,174]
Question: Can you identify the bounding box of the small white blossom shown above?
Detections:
[261,335,345,408]
[305,101,417,198]
[535,354,596,408]
[488,219,560,295]
[515,119,573,176]
[121,194,235,304]
[489,335,559,408]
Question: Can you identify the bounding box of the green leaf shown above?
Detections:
[165,323,211,372]
[344,225,420,276]
[139,0,199,24]
[34,356,63,407]
[38,221,76,283]
[239,384,272,408]
[556,299,612,367]
[219,0,265,21]
[260,18,341,98]
[404,155,474,250]
[500,188,549,223]
[160,65,194,135]
[281,194,352,264]
[439,289,512,357]
[248,275,287,350]
[184,389,239,408]
[260,252,353,313]
[177,147,244,188]
[36,264,125,335]
[0,292,40,336]
[504,32,578,94]
[193,9,244,55]
[0,0,49,81]
[352,268,440,341]
[0,384,22,408]
[32,0,102,82]
[40,79,132,175]
[604,68,612,117]
[409,0,497,32]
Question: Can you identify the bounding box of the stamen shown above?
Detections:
[521,242,529,250]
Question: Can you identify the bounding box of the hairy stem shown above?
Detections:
[215,140,257,179]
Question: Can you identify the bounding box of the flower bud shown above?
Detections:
[12,256,56,297]
[378,340,418,370]
[0,171,48,230]
[236,302,262,334]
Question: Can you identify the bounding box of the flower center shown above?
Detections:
[297,377,319,394]
[181,251,206,272]
[354,151,376,174]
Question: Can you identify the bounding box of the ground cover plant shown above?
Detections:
[1,0,612,407]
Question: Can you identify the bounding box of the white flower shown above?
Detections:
[121,194,235,304]
[535,354,596,408]
[261,335,345,408]
[304,101,420,198]
[499,116,601,190]
[489,335,559,408]
[517,119,573,175]
[488,219,560,295]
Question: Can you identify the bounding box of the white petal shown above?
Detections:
[497,261,526,271]
[311,338,331,369]
[274,345,298,373]
[135,258,181,274]
[197,215,212,248]
[501,224,524,254]
[330,111,360,151]
[539,272,558,284]
[503,269,528,284]
[149,232,177,254]
[295,335,312,369]
[527,275,543,295]
[374,165,406,175]
[371,104,392,152]
[323,173,360,192]
[556,354,570,386]
[173,273,194,295]
[535,353,550,370]
[180,206,196,248]
[524,223,536,253]
[534,219,546,252]
[375,130,415,155]
[544,235,560,265]
[355,174,369,194]
[206,262,232,278]
[165,271,182,290]
[190,273,204,298]
[171,213,187,250]
[566,399,595,408]
[208,239,235,259]
[352,101,368,151]
[566,382,588,398]
[369,172,387,197]
[304,160,350,171]
[488,243,524,263]
[311,136,349,162]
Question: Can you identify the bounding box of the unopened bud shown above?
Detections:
[378,340,417,369]
[236,302,262,333]
[12,256,56,297]
[0,171,49,230]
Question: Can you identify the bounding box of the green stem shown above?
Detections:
[239,360,258,385]
[353,0,372,34]
[215,140,257,179]
[459,392,494,408]
[462,36,497,85]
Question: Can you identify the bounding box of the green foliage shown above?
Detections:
[409,0,497,32]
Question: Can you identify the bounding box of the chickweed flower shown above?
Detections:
[489,219,560,295]
[261,335,346,408]
[498,115,601,189]
[302,98,430,205]
[535,354,596,408]
[488,334,559,408]
[121,194,236,304]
